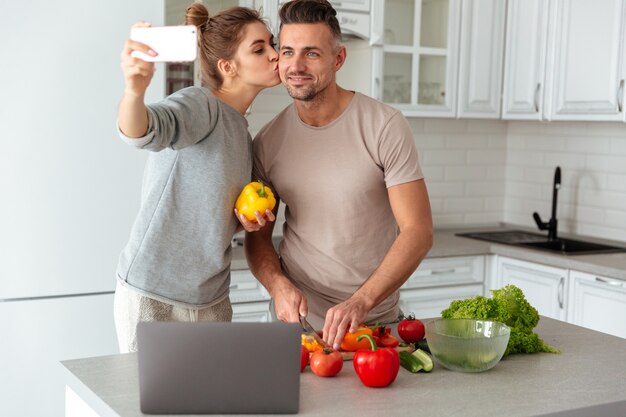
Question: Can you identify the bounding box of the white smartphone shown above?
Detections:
[130,25,197,62]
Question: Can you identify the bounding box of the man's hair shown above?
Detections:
[279,0,342,43]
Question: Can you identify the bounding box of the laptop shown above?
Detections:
[136,321,301,414]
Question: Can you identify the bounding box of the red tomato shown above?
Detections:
[300,345,309,372]
[309,349,343,377]
[397,315,425,344]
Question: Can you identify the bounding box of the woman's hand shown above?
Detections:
[234,208,275,232]
[120,21,157,98]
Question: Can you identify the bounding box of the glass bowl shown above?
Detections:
[425,318,511,373]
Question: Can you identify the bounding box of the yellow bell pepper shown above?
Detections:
[301,333,324,352]
[235,181,276,222]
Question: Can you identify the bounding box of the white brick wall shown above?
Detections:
[247,86,626,243]
[506,122,626,242]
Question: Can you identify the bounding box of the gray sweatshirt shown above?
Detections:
[116,87,251,307]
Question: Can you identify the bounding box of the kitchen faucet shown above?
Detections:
[533,166,561,241]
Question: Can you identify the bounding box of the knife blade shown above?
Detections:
[299,315,326,347]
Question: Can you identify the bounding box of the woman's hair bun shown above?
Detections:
[185,2,209,28]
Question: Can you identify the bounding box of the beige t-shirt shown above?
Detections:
[253,92,424,329]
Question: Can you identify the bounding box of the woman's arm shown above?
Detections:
[118,22,157,138]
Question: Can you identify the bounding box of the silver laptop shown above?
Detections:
[137,321,301,414]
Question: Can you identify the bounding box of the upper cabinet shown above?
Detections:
[372,0,462,117]
[503,0,626,121]
[371,0,505,119]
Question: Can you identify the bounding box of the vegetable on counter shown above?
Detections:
[300,345,309,372]
[397,314,426,344]
[340,325,373,352]
[371,324,400,348]
[309,348,343,377]
[301,333,324,352]
[353,334,400,388]
[234,181,276,222]
[399,349,433,373]
[441,284,560,356]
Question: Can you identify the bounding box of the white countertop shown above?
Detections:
[61,317,626,417]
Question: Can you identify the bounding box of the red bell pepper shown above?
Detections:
[371,324,400,348]
[352,334,400,388]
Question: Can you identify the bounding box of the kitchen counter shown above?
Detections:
[61,317,626,417]
[232,226,626,281]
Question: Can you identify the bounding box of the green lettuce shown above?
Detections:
[440,285,560,356]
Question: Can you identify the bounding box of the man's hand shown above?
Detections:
[271,279,308,323]
[322,296,371,350]
[234,208,275,232]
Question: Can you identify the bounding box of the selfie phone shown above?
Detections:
[130,25,197,62]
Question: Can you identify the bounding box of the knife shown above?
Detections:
[299,315,326,347]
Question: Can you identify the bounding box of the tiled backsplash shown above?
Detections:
[249,87,626,243]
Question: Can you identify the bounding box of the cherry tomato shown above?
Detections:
[300,345,309,372]
[397,315,425,344]
[309,348,343,377]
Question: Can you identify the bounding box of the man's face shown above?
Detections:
[278,23,344,101]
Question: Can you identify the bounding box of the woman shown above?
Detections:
[114,4,278,352]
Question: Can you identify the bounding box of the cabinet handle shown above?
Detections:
[534,83,541,113]
[618,79,624,113]
[557,277,564,309]
[431,268,457,275]
[595,276,624,287]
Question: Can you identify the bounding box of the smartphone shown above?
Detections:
[130,25,197,62]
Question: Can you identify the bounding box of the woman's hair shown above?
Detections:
[278,0,342,44]
[185,3,266,90]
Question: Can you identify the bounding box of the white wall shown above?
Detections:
[505,122,626,242]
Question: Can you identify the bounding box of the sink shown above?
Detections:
[457,230,626,255]
[518,238,626,255]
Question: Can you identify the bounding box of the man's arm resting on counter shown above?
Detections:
[244,202,307,321]
[323,179,433,349]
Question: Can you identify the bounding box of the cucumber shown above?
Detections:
[400,351,423,373]
[399,349,434,373]
[412,348,433,372]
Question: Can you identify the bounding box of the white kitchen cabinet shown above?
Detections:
[399,284,484,319]
[372,0,505,119]
[548,0,626,121]
[229,270,271,322]
[496,256,568,321]
[399,255,485,318]
[502,0,551,120]
[568,270,626,338]
[0,294,118,417]
[371,0,462,117]
[232,301,272,322]
[503,0,626,121]
[457,0,506,118]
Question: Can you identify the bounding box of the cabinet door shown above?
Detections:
[0,294,118,417]
[497,257,568,321]
[403,256,485,290]
[568,270,626,338]
[232,301,272,322]
[399,284,484,319]
[502,0,550,120]
[457,0,506,118]
[547,0,626,121]
[375,0,461,117]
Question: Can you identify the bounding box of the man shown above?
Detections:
[244,0,433,350]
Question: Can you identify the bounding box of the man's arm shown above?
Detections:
[244,201,308,322]
[323,179,433,349]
